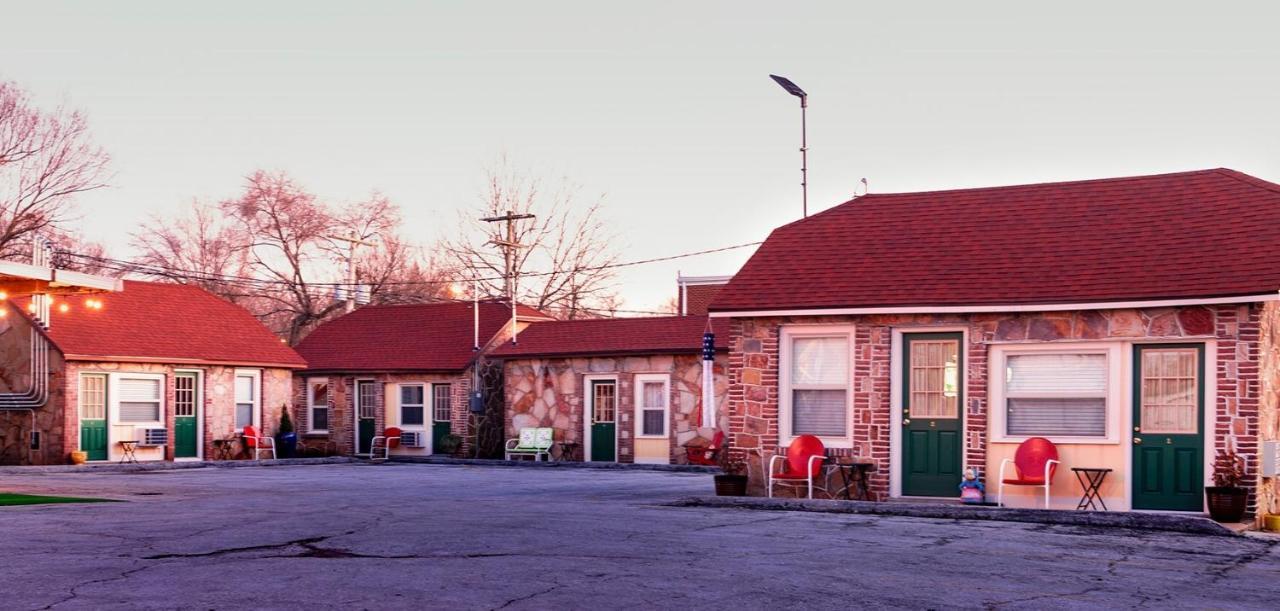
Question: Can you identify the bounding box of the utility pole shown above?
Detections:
[326,234,375,312]
[481,210,535,344]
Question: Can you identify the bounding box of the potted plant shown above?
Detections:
[1205,450,1248,522]
[69,450,87,465]
[276,406,298,459]
[714,448,749,496]
[437,433,462,456]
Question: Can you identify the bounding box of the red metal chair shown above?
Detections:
[686,430,725,466]
[767,435,828,499]
[998,437,1060,508]
[242,425,276,460]
[371,427,402,462]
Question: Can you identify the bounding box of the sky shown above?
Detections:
[3,1,1279,312]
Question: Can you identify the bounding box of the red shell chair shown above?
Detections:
[242,425,276,460]
[997,437,1060,508]
[686,430,725,466]
[767,435,828,499]
[371,427,402,462]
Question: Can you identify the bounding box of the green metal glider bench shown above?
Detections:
[505,427,554,461]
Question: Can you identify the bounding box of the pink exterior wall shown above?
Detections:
[292,371,473,456]
[727,304,1263,511]
[503,353,729,463]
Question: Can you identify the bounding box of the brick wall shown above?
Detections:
[727,305,1262,508]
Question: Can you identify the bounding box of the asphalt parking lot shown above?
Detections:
[1,463,1278,610]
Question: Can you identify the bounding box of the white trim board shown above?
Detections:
[709,293,1280,318]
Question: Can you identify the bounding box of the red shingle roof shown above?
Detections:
[28,280,306,367]
[711,169,1280,312]
[490,316,730,359]
[295,301,550,372]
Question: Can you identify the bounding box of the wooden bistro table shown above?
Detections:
[829,457,877,501]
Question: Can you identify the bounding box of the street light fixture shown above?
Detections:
[769,74,809,217]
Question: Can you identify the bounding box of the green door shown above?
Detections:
[1132,344,1205,511]
[432,383,452,453]
[590,380,616,462]
[79,374,108,461]
[902,333,964,497]
[357,380,377,455]
[174,372,199,458]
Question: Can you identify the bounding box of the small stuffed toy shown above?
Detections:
[959,467,985,504]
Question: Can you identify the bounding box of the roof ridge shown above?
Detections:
[850,168,1224,200]
[1208,168,1280,195]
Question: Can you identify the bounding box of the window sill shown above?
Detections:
[990,435,1119,445]
[780,435,853,450]
[304,431,329,436]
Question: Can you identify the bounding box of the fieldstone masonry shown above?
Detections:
[728,305,1262,512]
[504,354,728,463]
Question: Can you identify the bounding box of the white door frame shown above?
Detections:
[889,326,969,499]
[174,369,204,461]
[583,374,619,462]
[353,378,377,457]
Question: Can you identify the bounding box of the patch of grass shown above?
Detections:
[0,493,116,506]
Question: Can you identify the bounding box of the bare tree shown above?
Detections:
[0,80,109,259]
[129,201,251,299]
[440,159,621,319]
[132,171,449,342]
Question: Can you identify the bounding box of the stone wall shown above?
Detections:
[728,305,1261,508]
[293,371,473,456]
[1258,301,1280,523]
[0,310,65,465]
[503,353,729,463]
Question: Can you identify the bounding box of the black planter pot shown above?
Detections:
[1205,486,1248,522]
[714,474,749,497]
[277,432,298,459]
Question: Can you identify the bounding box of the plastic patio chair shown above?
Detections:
[371,427,402,462]
[242,425,276,460]
[767,435,828,499]
[686,430,725,466]
[997,437,1061,508]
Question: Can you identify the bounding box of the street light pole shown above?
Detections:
[770,74,809,218]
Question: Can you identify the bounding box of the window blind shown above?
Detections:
[642,410,665,436]
[118,378,161,422]
[1006,354,1106,393]
[792,389,846,436]
[1007,398,1106,436]
[791,337,849,385]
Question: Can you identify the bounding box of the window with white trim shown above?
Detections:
[118,377,162,423]
[308,379,329,433]
[990,344,1123,442]
[782,327,853,444]
[234,372,258,429]
[432,384,451,423]
[635,374,670,438]
[401,384,425,426]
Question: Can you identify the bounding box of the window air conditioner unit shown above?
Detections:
[137,428,168,447]
[400,431,425,448]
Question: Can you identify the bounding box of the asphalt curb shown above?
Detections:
[388,455,721,474]
[0,457,357,475]
[670,495,1239,536]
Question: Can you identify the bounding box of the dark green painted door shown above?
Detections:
[902,333,964,497]
[1132,344,1205,511]
[590,380,616,462]
[357,380,376,455]
[432,383,452,454]
[79,374,108,461]
[174,373,199,458]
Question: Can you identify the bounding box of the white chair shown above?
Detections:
[370,427,402,463]
[997,437,1060,508]
[505,428,554,461]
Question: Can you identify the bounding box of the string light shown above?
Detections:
[0,309,7,318]
[58,303,70,313]
[0,291,7,300]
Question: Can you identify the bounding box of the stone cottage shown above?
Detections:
[0,280,305,464]
[292,300,551,458]
[710,168,1280,518]
[493,316,729,464]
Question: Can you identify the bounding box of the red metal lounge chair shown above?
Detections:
[242,425,276,460]
[371,427,402,462]
[767,434,828,499]
[997,436,1060,508]
[686,430,725,466]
